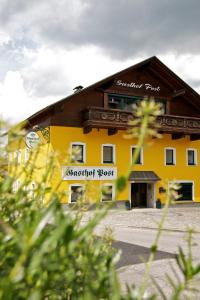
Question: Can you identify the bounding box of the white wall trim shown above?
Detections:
[101,144,116,164]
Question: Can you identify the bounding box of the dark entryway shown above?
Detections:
[131,183,147,208]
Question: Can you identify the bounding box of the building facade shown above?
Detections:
[10,57,200,208]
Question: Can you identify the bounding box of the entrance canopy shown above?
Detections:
[129,171,160,182]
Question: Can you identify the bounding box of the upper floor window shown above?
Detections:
[71,143,86,163]
[108,94,166,113]
[102,144,115,164]
[131,146,143,165]
[187,149,197,166]
[165,148,176,165]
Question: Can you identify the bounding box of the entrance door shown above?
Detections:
[131,183,147,208]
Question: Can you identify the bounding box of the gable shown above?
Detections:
[102,66,172,97]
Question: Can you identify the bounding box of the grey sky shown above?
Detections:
[0,0,200,121]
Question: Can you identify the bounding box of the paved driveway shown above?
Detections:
[82,206,200,297]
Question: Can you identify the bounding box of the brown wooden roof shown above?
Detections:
[26,56,200,128]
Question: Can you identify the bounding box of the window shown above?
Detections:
[102,144,115,164]
[131,146,143,165]
[187,149,197,166]
[108,93,166,113]
[165,148,176,165]
[70,185,84,203]
[101,184,114,202]
[176,182,193,201]
[71,143,85,163]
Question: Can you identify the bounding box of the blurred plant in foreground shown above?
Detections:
[0,100,200,299]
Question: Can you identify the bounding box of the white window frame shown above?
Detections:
[25,148,30,163]
[70,142,86,163]
[101,183,115,202]
[130,146,143,165]
[168,180,194,201]
[69,184,85,203]
[186,148,197,166]
[101,144,116,164]
[17,149,22,164]
[164,147,176,166]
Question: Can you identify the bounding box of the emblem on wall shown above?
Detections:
[25,131,40,149]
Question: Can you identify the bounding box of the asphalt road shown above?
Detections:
[113,240,175,268]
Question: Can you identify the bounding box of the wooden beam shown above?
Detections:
[103,93,108,108]
[83,126,92,134]
[190,134,200,141]
[171,133,185,140]
[172,89,186,98]
[108,128,118,136]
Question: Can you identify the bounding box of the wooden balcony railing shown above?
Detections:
[82,106,200,137]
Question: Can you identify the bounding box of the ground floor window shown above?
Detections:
[101,184,114,201]
[177,182,193,201]
[70,185,84,203]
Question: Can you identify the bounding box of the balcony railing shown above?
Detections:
[82,106,200,136]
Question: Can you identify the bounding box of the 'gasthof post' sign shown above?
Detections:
[62,166,117,180]
[115,80,160,92]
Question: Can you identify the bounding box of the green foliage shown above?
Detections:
[0,175,122,300]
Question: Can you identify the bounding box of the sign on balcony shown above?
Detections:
[62,166,117,180]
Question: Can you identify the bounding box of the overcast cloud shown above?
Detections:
[0,0,200,122]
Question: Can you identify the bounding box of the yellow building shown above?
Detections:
[10,57,200,208]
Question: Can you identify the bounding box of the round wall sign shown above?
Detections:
[26,131,40,149]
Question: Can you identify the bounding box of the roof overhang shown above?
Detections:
[129,171,160,182]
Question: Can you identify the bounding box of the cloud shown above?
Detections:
[0,0,200,122]
[0,0,200,59]
[20,45,141,98]
[0,70,58,123]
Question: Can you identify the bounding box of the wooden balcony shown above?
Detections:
[82,107,200,139]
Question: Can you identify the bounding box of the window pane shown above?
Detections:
[103,146,113,163]
[166,149,174,165]
[132,147,141,164]
[71,186,83,203]
[188,150,195,165]
[177,183,193,201]
[102,185,113,201]
[72,145,84,162]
